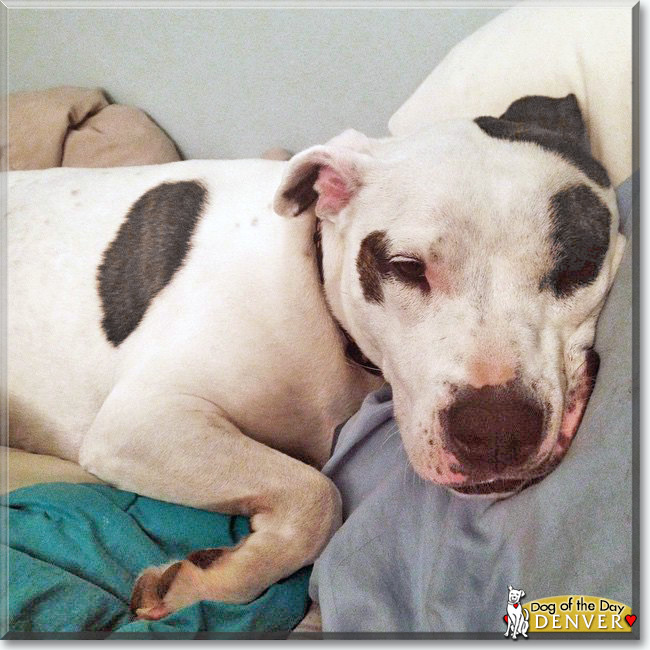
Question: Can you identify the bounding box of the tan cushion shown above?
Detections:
[3,446,104,495]
[8,86,108,170]
[9,86,181,170]
[63,104,181,168]
[388,6,633,187]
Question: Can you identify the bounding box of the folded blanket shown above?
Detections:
[3,483,310,637]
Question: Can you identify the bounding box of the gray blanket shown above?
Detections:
[309,177,634,633]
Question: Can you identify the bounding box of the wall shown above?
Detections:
[7,7,503,159]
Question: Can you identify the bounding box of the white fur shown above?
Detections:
[9,161,377,468]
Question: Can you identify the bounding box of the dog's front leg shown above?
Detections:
[79,385,341,618]
[512,614,521,639]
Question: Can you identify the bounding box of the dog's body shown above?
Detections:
[505,586,529,639]
[9,160,378,468]
[8,95,625,618]
[9,160,380,615]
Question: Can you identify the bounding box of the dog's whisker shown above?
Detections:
[380,429,399,449]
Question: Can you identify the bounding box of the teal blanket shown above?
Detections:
[2,483,310,638]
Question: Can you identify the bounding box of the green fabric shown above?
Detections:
[3,483,310,637]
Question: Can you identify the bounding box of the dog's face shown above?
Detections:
[274,95,626,496]
[508,586,525,604]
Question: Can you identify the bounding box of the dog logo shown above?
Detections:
[504,585,529,639]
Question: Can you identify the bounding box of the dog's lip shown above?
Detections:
[441,447,566,495]
[448,476,533,495]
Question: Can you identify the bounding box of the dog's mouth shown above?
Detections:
[449,477,530,496]
[443,441,561,496]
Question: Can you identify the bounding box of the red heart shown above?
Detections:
[625,615,636,627]
[504,615,508,623]
[514,603,519,608]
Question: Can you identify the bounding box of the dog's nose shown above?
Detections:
[442,382,545,473]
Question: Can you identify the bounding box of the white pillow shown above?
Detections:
[388,5,633,186]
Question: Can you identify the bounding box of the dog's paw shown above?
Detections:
[130,564,176,620]
[130,548,237,620]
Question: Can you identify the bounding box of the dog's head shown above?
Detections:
[508,586,525,604]
[274,95,626,496]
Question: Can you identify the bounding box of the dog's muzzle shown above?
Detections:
[436,349,600,495]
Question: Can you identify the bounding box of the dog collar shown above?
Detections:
[313,221,382,377]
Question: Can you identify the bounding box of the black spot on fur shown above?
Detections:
[357,230,391,303]
[187,548,225,569]
[540,184,611,297]
[156,562,182,600]
[98,181,207,345]
[475,94,610,188]
[500,94,587,147]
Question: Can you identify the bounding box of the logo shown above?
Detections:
[501,589,636,635]
[504,585,530,639]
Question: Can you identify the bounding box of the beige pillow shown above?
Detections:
[63,103,180,168]
[388,5,633,186]
[8,86,108,170]
[9,86,181,170]
[3,447,104,495]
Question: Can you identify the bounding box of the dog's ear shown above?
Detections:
[508,585,513,591]
[273,129,374,221]
[498,94,589,150]
[520,590,525,599]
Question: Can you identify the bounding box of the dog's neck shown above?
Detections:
[313,219,382,377]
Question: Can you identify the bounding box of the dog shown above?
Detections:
[7,94,625,618]
[505,585,530,639]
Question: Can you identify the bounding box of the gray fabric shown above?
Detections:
[309,177,633,633]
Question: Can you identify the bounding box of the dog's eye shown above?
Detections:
[389,256,426,284]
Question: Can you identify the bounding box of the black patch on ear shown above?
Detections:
[500,94,587,146]
[475,95,610,188]
[98,180,207,345]
[282,167,319,215]
[357,230,391,303]
[540,184,611,297]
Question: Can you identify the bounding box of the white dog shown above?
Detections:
[505,585,530,639]
[8,95,625,618]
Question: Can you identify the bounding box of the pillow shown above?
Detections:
[8,86,108,170]
[388,5,633,187]
[8,86,181,170]
[308,176,633,632]
[3,447,104,495]
[62,104,181,168]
